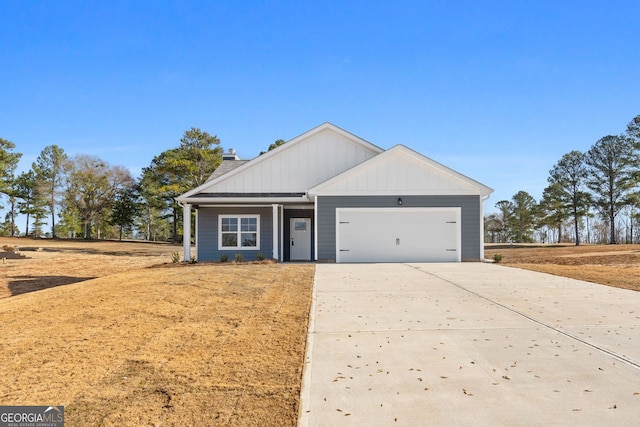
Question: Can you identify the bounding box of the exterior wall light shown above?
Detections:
[398,197,403,206]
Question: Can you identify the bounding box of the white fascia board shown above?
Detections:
[312,189,485,197]
[180,196,311,205]
[193,204,284,208]
[177,136,295,200]
[177,122,384,201]
[307,158,374,197]
[177,160,256,199]
[399,146,494,196]
[292,122,384,154]
[309,144,494,197]
[192,202,314,208]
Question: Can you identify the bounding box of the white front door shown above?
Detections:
[290,218,311,261]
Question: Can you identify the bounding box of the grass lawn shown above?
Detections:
[0,240,314,426]
[485,243,640,291]
[1,238,637,426]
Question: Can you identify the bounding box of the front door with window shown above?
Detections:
[290,218,311,261]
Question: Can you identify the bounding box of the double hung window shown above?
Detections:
[219,215,260,249]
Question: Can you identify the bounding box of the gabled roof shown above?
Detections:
[308,144,494,197]
[177,122,383,202]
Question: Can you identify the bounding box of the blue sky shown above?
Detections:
[2,0,639,213]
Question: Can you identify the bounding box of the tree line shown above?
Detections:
[486,114,640,245]
[0,128,225,242]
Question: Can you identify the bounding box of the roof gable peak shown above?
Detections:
[309,144,493,197]
[177,122,383,200]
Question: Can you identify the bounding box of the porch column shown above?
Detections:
[272,204,279,260]
[183,203,191,262]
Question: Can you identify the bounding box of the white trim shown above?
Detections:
[272,204,279,260]
[218,214,261,250]
[335,207,461,263]
[313,195,319,261]
[194,207,199,261]
[182,203,191,262]
[180,197,310,204]
[311,190,485,196]
[481,195,490,260]
[176,122,383,201]
[284,122,383,155]
[309,145,493,198]
[195,204,286,208]
[279,205,284,261]
[456,208,462,262]
[195,203,314,208]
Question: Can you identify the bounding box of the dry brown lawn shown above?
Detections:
[0,238,315,426]
[2,238,637,426]
[485,243,640,291]
[0,237,181,299]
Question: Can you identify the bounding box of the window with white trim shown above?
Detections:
[219,215,260,250]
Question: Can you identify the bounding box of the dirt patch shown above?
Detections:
[0,238,315,426]
[485,243,640,291]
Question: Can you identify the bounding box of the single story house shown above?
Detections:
[176,123,493,263]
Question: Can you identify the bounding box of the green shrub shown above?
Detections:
[235,253,244,263]
[220,254,229,263]
[256,252,265,261]
[170,252,181,263]
[493,253,503,263]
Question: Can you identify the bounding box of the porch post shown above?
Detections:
[183,203,191,262]
[272,204,279,260]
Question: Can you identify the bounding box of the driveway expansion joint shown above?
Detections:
[407,263,640,370]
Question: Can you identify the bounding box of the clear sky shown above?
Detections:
[2,0,639,213]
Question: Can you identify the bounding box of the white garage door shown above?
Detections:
[336,207,461,263]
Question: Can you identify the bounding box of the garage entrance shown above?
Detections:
[336,207,461,263]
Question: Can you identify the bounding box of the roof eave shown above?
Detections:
[176,195,312,205]
[309,189,493,197]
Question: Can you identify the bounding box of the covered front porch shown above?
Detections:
[180,201,315,263]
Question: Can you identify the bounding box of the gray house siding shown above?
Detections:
[197,206,273,261]
[317,195,482,262]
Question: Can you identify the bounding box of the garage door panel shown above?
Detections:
[337,208,460,263]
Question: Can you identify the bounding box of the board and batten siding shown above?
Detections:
[197,207,273,261]
[317,195,482,262]
[203,127,379,194]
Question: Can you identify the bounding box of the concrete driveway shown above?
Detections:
[298,263,640,426]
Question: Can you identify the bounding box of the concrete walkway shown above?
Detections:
[298,263,640,426]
